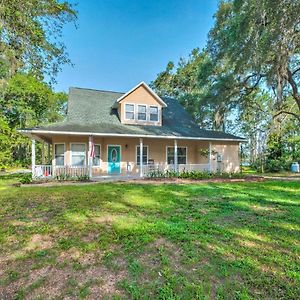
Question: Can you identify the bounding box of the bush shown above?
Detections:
[19,173,32,184]
[147,170,244,180]
[265,158,291,173]
[55,173,72,181]
[54,173,90,182]
[76,175,90,182]
[147,169,167,178]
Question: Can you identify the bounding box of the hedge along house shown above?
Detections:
[19,82,245,179]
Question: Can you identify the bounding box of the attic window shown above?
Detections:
[138,105,147,121]
[125,104,134,120]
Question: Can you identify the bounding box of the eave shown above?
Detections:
[18,129,246,143]
[115,82,167,107]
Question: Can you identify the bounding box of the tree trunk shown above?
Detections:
[214,105,226,131]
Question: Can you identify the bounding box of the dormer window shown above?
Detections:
[118,82,167,126]
[137,105,147,121]
[125,104,134,120]
[150,106,158,122]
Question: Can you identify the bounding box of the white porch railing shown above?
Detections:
[54,166,89,177]
[178,164,210,172]
[33,163,211,179]
[33,165,53,178]
[142,163,210,176]
[33,165,89,179]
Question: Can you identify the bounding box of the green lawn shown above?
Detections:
[0,176,299,299]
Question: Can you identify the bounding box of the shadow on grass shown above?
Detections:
[0,181,299,299]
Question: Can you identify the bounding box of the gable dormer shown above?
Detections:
[116,82,167,126]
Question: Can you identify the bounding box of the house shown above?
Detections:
[19,82,245,179]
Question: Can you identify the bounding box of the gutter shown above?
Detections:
[18,129,246,143]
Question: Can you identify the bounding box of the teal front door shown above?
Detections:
[108,145,121,174]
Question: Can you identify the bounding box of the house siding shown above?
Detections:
[119,85,163,126]
[211,142,240,173]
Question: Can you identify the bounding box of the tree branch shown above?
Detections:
[287,68,300,111]
[273,110,300,122]
[292,66,300,76]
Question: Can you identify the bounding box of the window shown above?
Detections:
[55,144,64,166]
[167,147,187,164]
[71,144,86,166]
[138,105,147,121]
[136,146,148,165]
[125,104,134,120]
[150,106,159,122]
[93,144,101,166]
[178,147,187,164]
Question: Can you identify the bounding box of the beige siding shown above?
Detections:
[119,85,163,126]
[51,135,240,175]
[211,142,240,173]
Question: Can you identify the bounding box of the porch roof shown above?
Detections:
[19,87,245,142]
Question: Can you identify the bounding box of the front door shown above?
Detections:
[108,145,121,174]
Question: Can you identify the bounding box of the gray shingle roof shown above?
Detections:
[25,87,244,141]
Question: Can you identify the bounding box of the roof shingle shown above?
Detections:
[26,87,244,141]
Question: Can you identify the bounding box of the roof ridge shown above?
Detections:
[70,86,125,94]
[115,82,167,107]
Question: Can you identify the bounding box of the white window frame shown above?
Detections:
[166,146,188,165]
[124,103,135,120]
[136,145,149,165]
[137,104,147,121]
[149,105,159,122]
[92,144,101,167]
[54,143,65,166]
[70,143,87,166]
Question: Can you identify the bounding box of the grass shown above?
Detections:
[0,175,299,299]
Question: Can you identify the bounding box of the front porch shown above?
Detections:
[32,162,211,179]
[30,136,216,179]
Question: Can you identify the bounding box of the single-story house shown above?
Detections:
[19,82,245,179]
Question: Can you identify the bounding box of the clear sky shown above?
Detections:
[54,0,219,93]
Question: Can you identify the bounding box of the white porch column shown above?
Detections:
[208,142,212,172]
[88,136,93,178]
[174,139,178,172]
[139,138,143,177]
[31,139,36,179]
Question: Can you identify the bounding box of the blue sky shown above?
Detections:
[54,0,218,93]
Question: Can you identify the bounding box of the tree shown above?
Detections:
[151,0,300,172]
[151,48,231,130]
[0,1,76,169]
[208,0,300,121]
[0,74,67,166]
[1,73,67,128]
[0,0,77,81]
[0,115,12,167]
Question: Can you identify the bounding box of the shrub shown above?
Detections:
[265,158,291,173]
[19,173,32,184]
[54,173,90,182]
[147,170,244,180]
[55,173,72,181]
[76,175,90,182]
[147,169,165,178]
